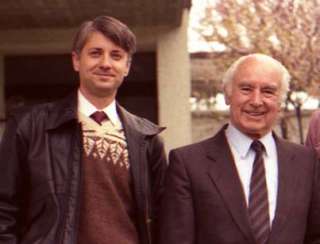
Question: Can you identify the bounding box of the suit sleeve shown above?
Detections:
[305,110,320,158]
[158,150,195,244]
[0,116,27,244]
[304,152,320,244]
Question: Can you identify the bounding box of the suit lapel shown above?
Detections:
[205,127,256,243]
[268,137,298,243]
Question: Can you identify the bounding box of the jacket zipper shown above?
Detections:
[61,122,83,244]
[72,123,84,244]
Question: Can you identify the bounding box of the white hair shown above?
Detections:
[222,53,291,101]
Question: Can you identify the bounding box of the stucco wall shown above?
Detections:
[157,9,192,152]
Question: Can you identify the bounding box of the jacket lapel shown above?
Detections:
[268,136,298,243]
[205,127,256,244]
[116,104,164,211]
[121,111,144,211]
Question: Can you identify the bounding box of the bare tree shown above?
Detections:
[194,0,320,141]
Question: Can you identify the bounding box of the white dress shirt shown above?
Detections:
[77,90,123,128]
[225,123,278,226]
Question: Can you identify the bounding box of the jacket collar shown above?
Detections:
[45,91,165,136]
[46,92,78,130]
[117,103,165,137]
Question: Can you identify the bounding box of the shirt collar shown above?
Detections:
[225,123,274,158]
[77,90,122,127]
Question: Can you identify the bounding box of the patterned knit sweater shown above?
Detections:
[77,112,139,244]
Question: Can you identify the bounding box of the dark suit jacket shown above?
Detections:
[159,125,320,244]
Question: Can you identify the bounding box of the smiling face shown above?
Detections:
[225,57,283,139]
[72,31,130,103]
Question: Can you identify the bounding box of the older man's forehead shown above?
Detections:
[234,58,283,81]
[237,80,280,89]
[238,56,282,71]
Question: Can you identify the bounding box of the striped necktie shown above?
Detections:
[248,140,270,244]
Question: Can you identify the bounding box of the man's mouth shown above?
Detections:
[245,111,266,116]
[94,72,115,78]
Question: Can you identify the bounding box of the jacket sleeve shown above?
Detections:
[0,115,27,243]
[305,110,320,158]
[304,152,320,244]
[158,149,195,244]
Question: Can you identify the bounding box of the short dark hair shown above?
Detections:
[72,16,136,57]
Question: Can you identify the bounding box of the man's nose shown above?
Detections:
[251,90,263,106]
[99,55,112,68]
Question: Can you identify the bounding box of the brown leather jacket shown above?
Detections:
[0,92,167,244]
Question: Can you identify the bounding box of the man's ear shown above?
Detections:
[277,100,282,112]
[124,59,131,77]
[223,88,231,105]
[72,51,80,72]
[224,95,230,105]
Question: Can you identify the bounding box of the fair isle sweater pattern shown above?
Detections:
[78,112,130,170]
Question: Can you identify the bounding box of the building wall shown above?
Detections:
[0,10,192,153]
[157,9,192,152]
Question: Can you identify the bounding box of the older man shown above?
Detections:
[159,54,320,244]
[0,16,167,244]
